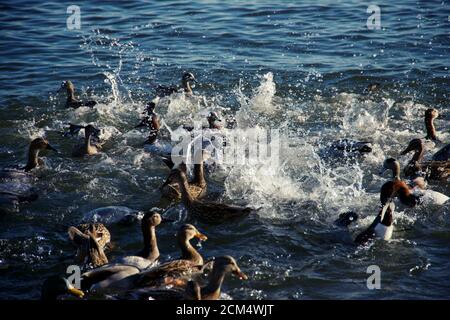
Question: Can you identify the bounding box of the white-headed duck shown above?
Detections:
[59,80,97,109]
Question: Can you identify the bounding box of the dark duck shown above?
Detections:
[0,137,57,212]
[59,80,97,109]
[155,72,197,97]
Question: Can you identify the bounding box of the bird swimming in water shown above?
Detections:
[155,72,197,97]
[124,255,247,300]
[0,138,57,212]
[64,123,103,157]
[59,80,97,109]
[379,158,448,207]
[78,224,207,293]
[336,201,396,245]
[401,139,449,181]
[163,168,258,224]
[68,223,111,268]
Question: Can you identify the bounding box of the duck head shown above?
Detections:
[425,108,439,141]
[211,256,248,280]
[30,137,58,153]
[84,124,101,139]
[207,112,221,128]
[182,72,197,84]
[400,138,423,156]
[380,158,401,180]
[41,276,84,300]
[178,224,208,242]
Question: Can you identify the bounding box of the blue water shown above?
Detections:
[0,0,449,299]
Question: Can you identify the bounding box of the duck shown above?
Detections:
[0,138,57,211]
[319,139,373,161]
[114,212,166,270]
[163,168,257,224]
[355,202,395,245]
[124,256,248,300]
[41,276,85,300]
[380,157,449,205]
[401,138,449,180]
[67,124,103,157]
[68,223,111,266]
[160,157,207,201]
[423,108,449,161]
[79,223,207,293]
[59,80,97,109]
[155,72,197,97]
[68,226,109,268]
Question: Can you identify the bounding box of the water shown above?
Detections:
[0,0,449,299]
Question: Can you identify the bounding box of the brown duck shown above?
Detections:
[60,80,97,109]
[79,223,207,293]
[69,223,111,266]
[124,255,248,300]
[164,168,257,224]
[67,227,109,268]
[401,139,449,180]
[114,212,166,270]
[68,124,103,157]
[160,161,207,201]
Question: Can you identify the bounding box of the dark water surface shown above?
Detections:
[0,0,449,299]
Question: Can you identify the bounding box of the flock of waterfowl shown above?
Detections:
[1,73,449,300]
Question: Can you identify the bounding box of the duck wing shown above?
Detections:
[135,260,201,288]
[191,201,255,223]
[432,143,450,161]
[155,85,178,97]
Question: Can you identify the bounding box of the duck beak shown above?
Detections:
[67,286,84,298]
[234,269,248,280]
[46,144,58,153]
[195,232,208,241]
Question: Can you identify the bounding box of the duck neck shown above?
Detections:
[203,267,226,298]
[391,163,401,181]
[140,225,159,261]
[84,133,93,150]
[411,144,424,163]
[178,236,203,265]
[66,86,76,102]
[24,147,40,171]
[182,80,193,94]
[192,162,206,186]
[177,175,195,206]
[425,116,437,141]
